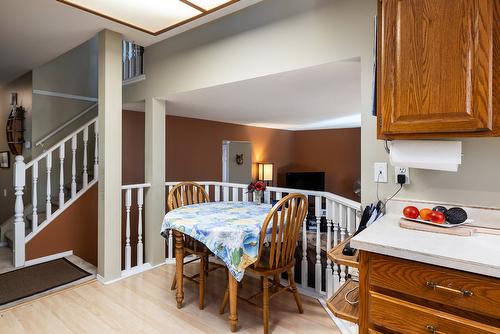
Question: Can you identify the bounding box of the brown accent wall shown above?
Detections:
[123,111,360,201]
[290,128,361,200]
[26,184,98,265]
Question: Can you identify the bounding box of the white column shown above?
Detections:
[125,188,132,270]
[13,156,26,267]
[94,120,99,180]
[314,196,321,293]
[83,127,89,187]
[301,216,308,289]
[71,135,77,197]
[97,29,123,282]
[46,153,52,217]
[325,200,334,298]
[332,201,340,292]
[137,187,144,266]
[59,144,65,206]
[32,161,39,231]
[144,97,166,266]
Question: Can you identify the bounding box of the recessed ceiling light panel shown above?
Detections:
[58,0,238,35]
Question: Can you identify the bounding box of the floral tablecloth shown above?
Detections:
[161,201,272,281]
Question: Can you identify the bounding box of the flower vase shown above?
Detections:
[254,190,263,204]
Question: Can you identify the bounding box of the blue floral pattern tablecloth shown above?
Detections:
[161,201,272,281]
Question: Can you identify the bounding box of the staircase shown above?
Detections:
[5,116,99,267]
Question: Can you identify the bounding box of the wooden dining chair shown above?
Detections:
[167,181,220,310]
[219,193,309,334]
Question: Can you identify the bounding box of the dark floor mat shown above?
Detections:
[0,257,91,305]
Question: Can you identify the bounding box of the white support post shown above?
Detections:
[223,186,229,201]
[32,161,39,231]
[94,120,99,180]
[232,187,238,202]
[325,200,334,298]
[59,143,65,206]
[71,135,77,198]
[264,190,271,204]
[314,196,322,293]
[83,127,89,187]
[125,188,132,270]
[13,156,26,268]
[137,187,144,266]
[242,189,248,202]
[204,184,210,198]
[332,201,340,292]
[275,192,282,200]
[301,216,308,289]
[214,185,220,202]
[46,153,52,217]
[168,230,174,260]
[339,206,347,285]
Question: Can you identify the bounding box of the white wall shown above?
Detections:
[124,0,500,210]
[0,72,32,223]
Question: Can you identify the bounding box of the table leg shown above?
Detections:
[228,272,239,332]
[174,231,184,309]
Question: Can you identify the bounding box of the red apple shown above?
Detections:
[403,206,419,219]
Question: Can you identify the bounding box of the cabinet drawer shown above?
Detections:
[370,292,500,334]
[370,255,500,319]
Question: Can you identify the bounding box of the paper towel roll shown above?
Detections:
[389,140,462,172]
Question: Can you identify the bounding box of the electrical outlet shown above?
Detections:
[395,167,410,184]
[374,162,388,183]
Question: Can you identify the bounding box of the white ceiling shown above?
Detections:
[0,0,261,86]
[124,58,362,130]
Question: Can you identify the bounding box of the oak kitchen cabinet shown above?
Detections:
[358,252,500,334]
[377,0,500,139]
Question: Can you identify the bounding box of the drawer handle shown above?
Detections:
[426,281,473,297]
[426,325,437,333]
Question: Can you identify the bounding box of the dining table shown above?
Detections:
[161,201,273,332]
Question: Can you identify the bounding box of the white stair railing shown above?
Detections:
[13,116,99,267]
[163,181,361,299]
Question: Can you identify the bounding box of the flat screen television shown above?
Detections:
[285,172,325,191]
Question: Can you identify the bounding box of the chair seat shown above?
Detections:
[248,248,295,275]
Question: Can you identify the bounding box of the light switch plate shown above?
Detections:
[374,162,388,183]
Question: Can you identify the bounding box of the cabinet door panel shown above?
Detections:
[379,0,493,134]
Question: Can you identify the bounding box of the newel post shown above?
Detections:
[13,155,26,267]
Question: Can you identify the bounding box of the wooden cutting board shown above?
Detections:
[399,219,475,236]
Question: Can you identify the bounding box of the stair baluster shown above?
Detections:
[125,188,132,270]
[71,135,77,198]
[46,154,52,217]
[94,121,99,179]
[315,196,322,293]
[14,156,26,267]
[83,127,88,187]
[32,161,38,231]
[59,144,65,206]
[137,187,144,266]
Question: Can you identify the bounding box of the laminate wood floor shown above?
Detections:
[0,263,340,333]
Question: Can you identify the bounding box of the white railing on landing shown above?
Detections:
[163,181,361,299]
[13,116,99,267]
[121,183,150,273]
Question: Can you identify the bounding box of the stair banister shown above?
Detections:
[13,156,26,268]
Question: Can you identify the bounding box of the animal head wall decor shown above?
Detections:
[235,154,244,165]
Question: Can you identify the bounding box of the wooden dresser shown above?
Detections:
[358,251,500,334]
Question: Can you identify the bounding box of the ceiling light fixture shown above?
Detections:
[57,0,239,36]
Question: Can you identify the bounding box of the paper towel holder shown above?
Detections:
[384,140,391,154]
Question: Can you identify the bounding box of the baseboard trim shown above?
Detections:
[24,250,73,267]
[96,262,166,285]
[318,298,358,334]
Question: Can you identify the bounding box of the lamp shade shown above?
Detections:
[258,163,274,181]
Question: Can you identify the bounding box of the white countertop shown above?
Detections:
[351,214,500,278]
